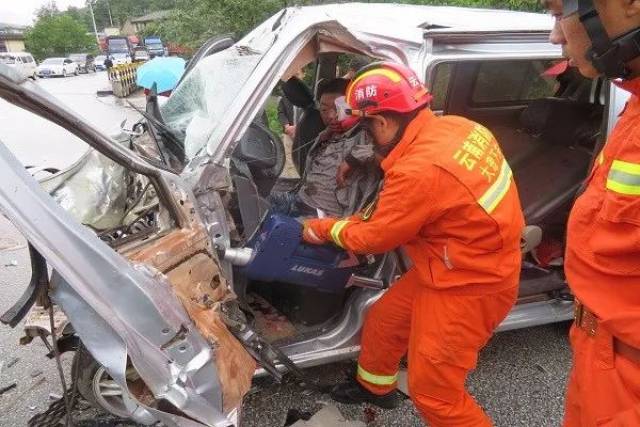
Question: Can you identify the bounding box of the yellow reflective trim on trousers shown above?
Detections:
[357,365,398,386]
[611,159,640,175]
[607,160,640,195]
[330,220,350,248]
[598,151,605,166]
[606,179,640,195]
[478,159,513,214]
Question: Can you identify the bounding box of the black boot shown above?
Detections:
[330,378,400,409]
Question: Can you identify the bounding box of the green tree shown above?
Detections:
[25,15,97,60]
[149,0,284,50]
[151,0,542,51]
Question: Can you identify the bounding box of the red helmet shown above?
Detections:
[345,62,432,116]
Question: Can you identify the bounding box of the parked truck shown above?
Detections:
[143,36,166,57]
[106,36,133,66]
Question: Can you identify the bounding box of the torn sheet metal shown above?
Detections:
[0,142,232,426]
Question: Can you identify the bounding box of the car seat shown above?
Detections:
[514,97,602,225]
[281,77,325,175]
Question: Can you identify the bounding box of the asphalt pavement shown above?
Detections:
[0,71,573,426]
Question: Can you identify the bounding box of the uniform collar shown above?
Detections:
[614,76,640,96]
[381,108,436,172]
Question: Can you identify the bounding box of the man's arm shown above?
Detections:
[277,97,293,127]
[345,132,375,166]
[306,166,439,254]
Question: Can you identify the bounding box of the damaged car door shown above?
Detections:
[0,66,255,426]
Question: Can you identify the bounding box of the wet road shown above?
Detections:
[0,72,573,426]
[0,71,142,170]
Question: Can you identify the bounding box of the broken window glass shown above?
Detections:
[161,48,263,159]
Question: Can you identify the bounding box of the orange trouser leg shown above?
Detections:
[563,324,640,427]
[357,267,517,426]
[357,268,419,395]
[407,285,516,427]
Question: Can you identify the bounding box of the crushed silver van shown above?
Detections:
[0,4,630,426]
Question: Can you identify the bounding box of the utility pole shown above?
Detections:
[87,0,100,46]
[105,0,114,27]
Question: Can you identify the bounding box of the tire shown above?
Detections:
[74,345,140,420]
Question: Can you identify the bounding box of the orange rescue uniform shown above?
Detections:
[306,108,524,426]
[563,78,640,426]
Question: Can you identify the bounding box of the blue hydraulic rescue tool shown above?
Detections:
[237,214,362,293]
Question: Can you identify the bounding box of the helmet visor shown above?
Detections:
[562,0,579,18]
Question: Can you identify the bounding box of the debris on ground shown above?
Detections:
[4,260,18,267]
[0,382,17,396]
[289,405,366,427]
[30,369,43,378]
[1,356,20,374]
[3,377,46,411]
[363,406,378,424]
[49,393,62,400]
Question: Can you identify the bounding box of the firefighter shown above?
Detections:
[542,0,640,425]
[302,62,524,426]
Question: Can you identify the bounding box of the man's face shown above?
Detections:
[319,93,339,126]
[361,115,401,153]
[543,0,600,78]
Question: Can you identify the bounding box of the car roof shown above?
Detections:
[0,52,32,56]
[292,3,553,46]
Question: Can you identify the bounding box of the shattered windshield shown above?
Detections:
[161,47,263,160]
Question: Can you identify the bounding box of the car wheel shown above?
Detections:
[74,345,141,419]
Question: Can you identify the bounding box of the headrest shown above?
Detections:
[282,77,314,109]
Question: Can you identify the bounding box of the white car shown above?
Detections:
[94,55,107,71]
[0,52,37,80]
[36,57,78,78]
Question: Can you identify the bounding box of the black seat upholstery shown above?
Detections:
[281,77,325,175]
[493,97,603,225]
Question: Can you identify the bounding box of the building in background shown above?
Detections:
[0,23,26,53]
[121,10,171,36]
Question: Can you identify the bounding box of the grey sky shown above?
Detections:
[1,0,86,26]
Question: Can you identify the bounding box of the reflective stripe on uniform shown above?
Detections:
[477,159,513,213]
[357,364,398,386]
[329,220,350,248]
[607,160,640,195]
